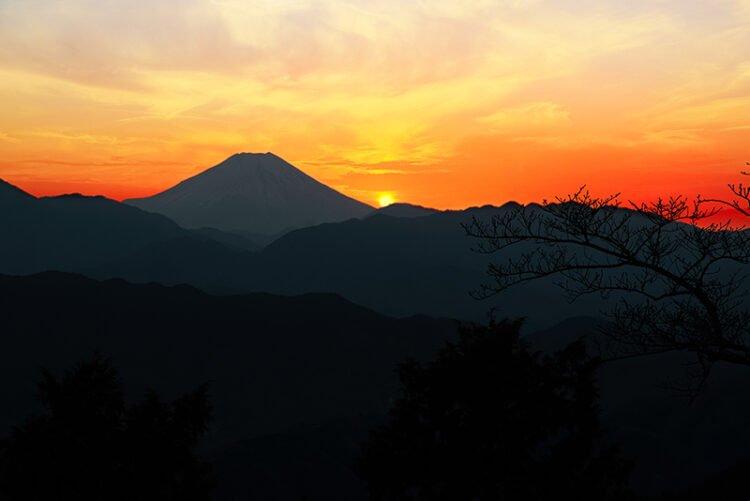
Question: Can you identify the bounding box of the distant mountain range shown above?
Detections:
[83,203,616,330]
[0,179,257,276]
[371,202,439,218]
[125,153,374,237]
[0,172,635,329]
[3,152,742,330]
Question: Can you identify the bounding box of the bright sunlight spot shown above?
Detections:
[378,193,396,207]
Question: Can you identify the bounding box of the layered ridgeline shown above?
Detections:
[370,202,438,218]
[0,178,257,276]
[86,198,750,331]
[90,204,611,329]
[5,166,746,332]
[125,152,373,238]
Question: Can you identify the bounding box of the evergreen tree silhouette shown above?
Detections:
[0,353,213,501]
[355,319,632,500]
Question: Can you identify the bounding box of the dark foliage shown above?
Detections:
[0,353,213,501]
[654,458,750,501]
[355,319,632,500]
[0,271,458,500]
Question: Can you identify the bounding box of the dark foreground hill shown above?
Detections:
[528,318,750,498]
[0,272,457,439]
[0,272,457,499]
[1,273,749,498]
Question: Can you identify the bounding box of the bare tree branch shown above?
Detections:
[463,178,750,390]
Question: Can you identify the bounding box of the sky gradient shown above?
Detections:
[0,0,748,208]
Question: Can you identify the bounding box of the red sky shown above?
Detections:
[0,0,748,208]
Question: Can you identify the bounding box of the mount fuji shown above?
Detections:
[125,153,373,236]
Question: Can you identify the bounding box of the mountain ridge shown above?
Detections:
[0,178,35,202]
[125,153,373,236]
[0,178,263,276]
[371,202,439,218]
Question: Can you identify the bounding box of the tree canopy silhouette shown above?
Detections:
[464,175,750,390]
[355,320,632,500]
[0,353,213,501]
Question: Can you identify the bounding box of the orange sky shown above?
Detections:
[0,0,748,208]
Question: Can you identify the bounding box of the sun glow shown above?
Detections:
[0,1,748,207]
[378,193,396,207]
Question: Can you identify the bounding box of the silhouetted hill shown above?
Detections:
[250,204,612,328]
[2,272,749,498]
[0,178,34,202]
[209,414,381,501]
[7,184,744,333]
[3,191,584,328]
[1,174,671,330]
[0,272,457,480]
[125,153,373,236]
[370,202,439,218]
[256,211,497,318]
[0,180,260,276]
[190,226,260,251]
[0,191,186,274]
[89,204,613,329]
[88,236,252,293]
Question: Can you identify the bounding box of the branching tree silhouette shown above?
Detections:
[355,320,632,501]
[463,174,750,388]
[698,164,750,217]
[0,353,213,501]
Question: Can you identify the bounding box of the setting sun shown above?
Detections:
[378,193,396,207]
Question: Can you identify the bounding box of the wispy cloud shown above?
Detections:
[0,0,748,204]
[0,132,18,143]
[478,103,571,132]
